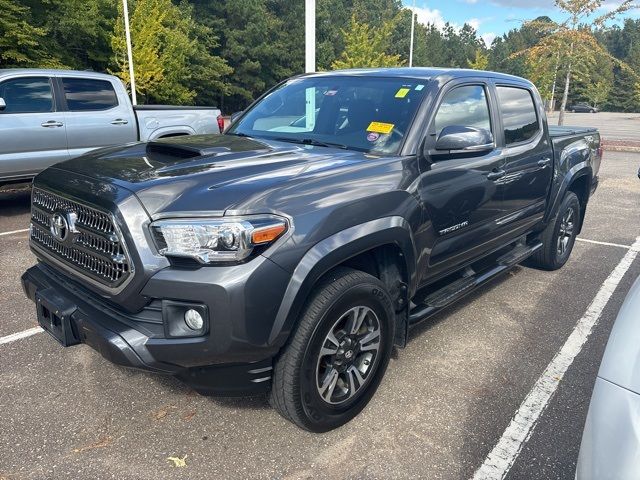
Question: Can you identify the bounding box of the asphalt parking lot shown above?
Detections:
[1,121,639,479]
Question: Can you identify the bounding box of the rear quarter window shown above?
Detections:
[496,86,539,145]
[62,78,118,111]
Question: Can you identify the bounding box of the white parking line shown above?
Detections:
[0,228,29,237]
[472,236,640,480]
[576,238,632,249]
[0,326,43,345]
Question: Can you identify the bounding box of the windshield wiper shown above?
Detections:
[272,137,350,150]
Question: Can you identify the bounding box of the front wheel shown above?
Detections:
[529,192,581,270]
[270,268,395,432]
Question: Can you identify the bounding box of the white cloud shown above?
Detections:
[468,18,482,30]
[482,32,497,47]
[464,0,479,3]
[408,6,447,29]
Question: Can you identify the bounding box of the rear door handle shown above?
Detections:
[487,169,506,180]
[111,118,129,125]
[41,120,64,128]
[538,158,552,168]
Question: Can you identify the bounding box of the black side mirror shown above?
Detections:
[434,125,494,153]
[0,98,6,111]
[230,111,244,124]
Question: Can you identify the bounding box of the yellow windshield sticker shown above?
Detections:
[395,88,410,98]
[367,121,394,134]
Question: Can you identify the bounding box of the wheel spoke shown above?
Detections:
[359,329,380,352]
[346,365,365,398]
[349,307,367,335]
[319,368,339,402]
[320,330,340,357]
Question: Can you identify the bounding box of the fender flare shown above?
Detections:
[545,161,592,224]
[268,216,417,345]
[146,126,196,141]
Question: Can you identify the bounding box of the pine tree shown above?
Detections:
[331,15,403,69]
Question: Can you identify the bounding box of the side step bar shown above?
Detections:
[408,240,542,327]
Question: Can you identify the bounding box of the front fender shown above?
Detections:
[268,216,417,345]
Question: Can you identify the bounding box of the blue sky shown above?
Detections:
[402,0,640,47]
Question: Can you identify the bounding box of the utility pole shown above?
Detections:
[305,0,316,73]
[122,0,137,105]
[409,0,416,67]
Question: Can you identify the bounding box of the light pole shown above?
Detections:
[122,0,137,105]
[409,0,416,67]
[305,0,316,73]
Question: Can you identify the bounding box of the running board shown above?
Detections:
[408,240,543,327]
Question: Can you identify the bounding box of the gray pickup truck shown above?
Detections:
[0,69,223,185]
[22,68,601,432]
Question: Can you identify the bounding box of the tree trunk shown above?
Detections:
[558,43,574,126]
[549,52,560,112]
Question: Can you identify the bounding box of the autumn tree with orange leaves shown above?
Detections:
[513,0,638,125]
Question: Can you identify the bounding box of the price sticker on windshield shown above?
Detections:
[367,122,394,134]
[395,88,410,98]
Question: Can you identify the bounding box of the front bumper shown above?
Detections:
[21,261,288,396]
[576,377,640,479]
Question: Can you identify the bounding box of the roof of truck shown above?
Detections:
[0,69,116,79]
[303,67,531,84]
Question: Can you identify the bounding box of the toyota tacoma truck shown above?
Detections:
[21,68,601,432]
[0,69,223,185]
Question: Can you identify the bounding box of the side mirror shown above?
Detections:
[0,98,6,111]
[230,111,244,124]
[434,125,494,153]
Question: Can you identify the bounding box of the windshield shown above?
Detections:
[228,76,429,155]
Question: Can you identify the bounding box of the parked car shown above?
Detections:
[21,68,601,432]
[569,102,599,113]
[576,275,640,479]
[0,69,223,185]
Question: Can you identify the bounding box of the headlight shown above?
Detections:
[150,216,288,263]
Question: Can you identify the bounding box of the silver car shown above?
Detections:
[577,275,640,479]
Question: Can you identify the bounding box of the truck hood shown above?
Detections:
[54,134,375,217]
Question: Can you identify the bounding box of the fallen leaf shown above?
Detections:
[73,436,112,453]
[182,410,197,421]
[152,404,176,420]
[167,455,187,467]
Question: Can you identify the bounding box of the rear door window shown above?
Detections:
[0,77,54,113]
[62,78,118,111]
[434,85,491,136]
[496,86,539,145]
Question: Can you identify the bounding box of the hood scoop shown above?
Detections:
[146,141,231,160]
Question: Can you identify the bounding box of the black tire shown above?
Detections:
[270,267,395,432]
[529,191,581,270]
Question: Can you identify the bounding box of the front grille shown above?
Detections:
[30,188,133,288]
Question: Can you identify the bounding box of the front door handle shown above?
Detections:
[538,157,552,168]
[41,120,64,128]
[487,169,506,180]
[111,118,129,125]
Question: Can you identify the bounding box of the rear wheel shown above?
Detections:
[529,192,580,270]
[270,268,394,432]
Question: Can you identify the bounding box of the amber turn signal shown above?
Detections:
[251,223,286,245]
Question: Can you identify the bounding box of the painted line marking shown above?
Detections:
[0,327,43,345]
[576,238,632,250]
[472,235,640,480]
[0,228,29,237]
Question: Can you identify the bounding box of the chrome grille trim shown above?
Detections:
[30,187,134,289]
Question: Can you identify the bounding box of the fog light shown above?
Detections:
[184,309,204,330]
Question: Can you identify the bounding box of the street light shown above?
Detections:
[409,0,416,67]
[305,0,316,73]
[122,0,137,105]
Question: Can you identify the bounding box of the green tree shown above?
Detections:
[112,0,230,105]
[0,0,56,67]
[332,15,403,69]
[468,50,489,70]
